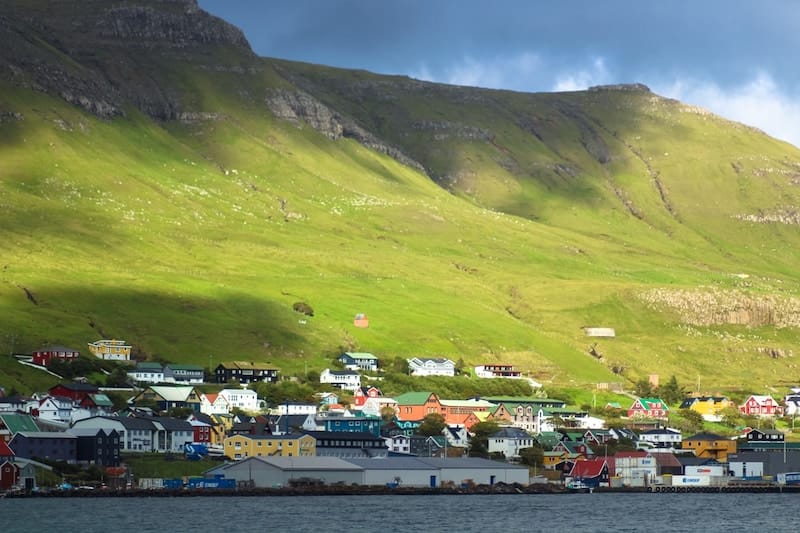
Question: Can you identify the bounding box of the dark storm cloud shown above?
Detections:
[200,1,799,85]
[198,0,800,145]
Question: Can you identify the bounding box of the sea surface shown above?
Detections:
[1,492,796,532]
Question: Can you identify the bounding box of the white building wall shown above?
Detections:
[219,389,259,412]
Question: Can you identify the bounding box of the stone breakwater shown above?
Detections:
[4,483,567,498]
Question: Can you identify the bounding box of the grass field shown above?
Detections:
[2,4,800,397]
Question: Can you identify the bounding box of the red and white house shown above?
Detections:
[739,395,783,417]
[32,346,80,367]
[627,398,669,419]
[353,386,382,407]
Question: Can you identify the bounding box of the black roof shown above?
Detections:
[685,432,727,441]
[189,412,215,425]
[88,416,156,431]
[676,456,720,467]
[152,416,193,431]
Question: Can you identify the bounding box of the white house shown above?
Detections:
[384,434,412,455]
[163,364,204,384]
[474,364,521,379]
[487,427,537,459]
[359,397,398,417]
[200,392,231,415]
[407,357,455,377]
[35,396,73,424]
[70,415,193,453]
[274,402,318,416]
[320,369,361,392]
[785,387,800,416]
[218,389,259,413]
[638,427,683,449]
[127,362,165,384]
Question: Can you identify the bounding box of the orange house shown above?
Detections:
[394,392,442,421]
[682,432,737,462]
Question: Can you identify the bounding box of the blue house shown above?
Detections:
[323,414,381,437]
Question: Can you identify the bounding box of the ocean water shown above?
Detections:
[1,492,795,532]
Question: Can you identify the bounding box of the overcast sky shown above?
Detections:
[199,1,800,147]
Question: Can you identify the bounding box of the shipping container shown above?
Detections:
[686,465,725,477]
[163,478,184,490]
[186,477,236,489]
[138,478,164,490]
[776,472,800,485]
[663,475,712,487]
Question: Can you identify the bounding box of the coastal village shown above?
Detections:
[3,339,800,495]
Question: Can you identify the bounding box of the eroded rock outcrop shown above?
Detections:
[0,0,252,119]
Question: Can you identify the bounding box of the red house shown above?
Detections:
[48,383,99,403]
[190,419,212,444]
[353,386,382,407]
[0,439,14,459]
[627,398,669,419]
[740,395,783,416]
[0,460,19,490]
[0,439,17,490]
[32,346,80,367]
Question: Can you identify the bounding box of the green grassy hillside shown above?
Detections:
[1,1,800,394]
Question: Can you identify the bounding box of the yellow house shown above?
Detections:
[87,339,132,362]
[682,432,737,462]
[208,414,233,447]
[680,396,735,420]
[224,434,316,460]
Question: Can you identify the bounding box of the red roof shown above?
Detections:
[569,458,607,478]
[614,450,649,458]
[0,439,15,457]
[651,453,682,468]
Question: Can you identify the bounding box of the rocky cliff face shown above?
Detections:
[0,0,252,119]
[265,86,426,174]
[94,1,250,49]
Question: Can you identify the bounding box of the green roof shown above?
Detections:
[536,432,562,448]
[638,398,669,410]
[483,396,567,407]
[394,391,436,405]
[0,414,39,434]
[135,362,163,370]
[344,352,378,360]
[90,393,114,407]
[544,407,586,415]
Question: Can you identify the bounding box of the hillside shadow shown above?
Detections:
[4,283,309,363]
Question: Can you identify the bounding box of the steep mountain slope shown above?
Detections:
[1,0,800,390]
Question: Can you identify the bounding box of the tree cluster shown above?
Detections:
[634,374,685,405]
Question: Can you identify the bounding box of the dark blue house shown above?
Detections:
[67,427,121,466]
[9,431,77,463]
